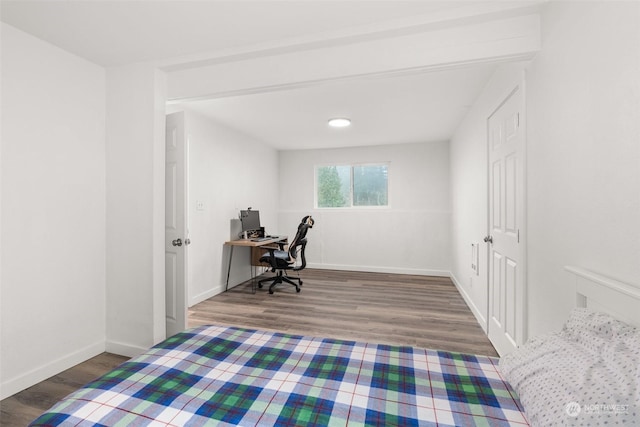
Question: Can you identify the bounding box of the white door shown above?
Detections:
[487,88,526,356]
[165,112,188,337]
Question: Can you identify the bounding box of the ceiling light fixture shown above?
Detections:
[328,118,351,128]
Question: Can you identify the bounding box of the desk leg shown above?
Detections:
[252,265,257,294]
[225,245,234,292]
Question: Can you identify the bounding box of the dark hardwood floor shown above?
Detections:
[0,269,495,426]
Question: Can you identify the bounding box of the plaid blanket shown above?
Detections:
[31,325,528,426]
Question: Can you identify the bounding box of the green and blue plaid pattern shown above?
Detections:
[30,325,529,426]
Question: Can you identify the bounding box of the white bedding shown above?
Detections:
[499,308,639,426]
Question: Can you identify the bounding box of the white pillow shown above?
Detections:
[499,308,639,426]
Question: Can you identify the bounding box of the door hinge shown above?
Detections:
[517,229,520,243]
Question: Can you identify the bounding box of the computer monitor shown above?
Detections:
[240,210,261,232]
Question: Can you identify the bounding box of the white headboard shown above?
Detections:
[565,266,640,328]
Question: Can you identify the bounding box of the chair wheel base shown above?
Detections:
[259,273,303,295]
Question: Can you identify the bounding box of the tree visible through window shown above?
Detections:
[353,164,388,206]
[316,164,388,208]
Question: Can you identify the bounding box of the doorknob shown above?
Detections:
[172,238,183,247]
[483,235,493,244]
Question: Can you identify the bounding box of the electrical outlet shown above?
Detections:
[196,200,204,211]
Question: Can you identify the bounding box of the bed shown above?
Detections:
[30,266,639,426]
[498,266,640,426]
[29,325,527,426]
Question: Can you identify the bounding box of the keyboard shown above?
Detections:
[250,235,281,242]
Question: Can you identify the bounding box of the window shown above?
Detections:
[316,163,388,208]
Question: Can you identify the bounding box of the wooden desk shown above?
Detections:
[224,236,287,291]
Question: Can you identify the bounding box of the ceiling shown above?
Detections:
[177,64,497,150]
[1,0,509,67]
[1,1,534,150]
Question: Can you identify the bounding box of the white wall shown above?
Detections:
[185,111,279,304]
[449,63,526,330]
[105,63,167,356]
[0,23,106,399]
[279,142,450,275]
[450,1,640,339]
[525,0,640,337]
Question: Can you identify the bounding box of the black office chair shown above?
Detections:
[258,216,314,294]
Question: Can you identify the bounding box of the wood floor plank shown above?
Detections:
[0,353,128,426]
[189,269,497,356]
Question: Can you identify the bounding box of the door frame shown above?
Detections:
[486,80,528,353]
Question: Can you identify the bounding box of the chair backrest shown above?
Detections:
[288,216,314,270]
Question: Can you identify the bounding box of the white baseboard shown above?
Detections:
[0,340,105,400]
[449,272,487,333]
[105,340,148,358]
[306,263,450,277]
[189,285,224,307]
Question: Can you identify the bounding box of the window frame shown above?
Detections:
[314,162,391,209]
